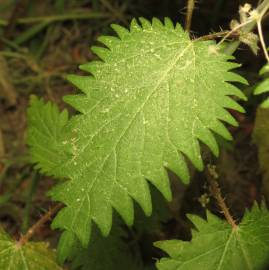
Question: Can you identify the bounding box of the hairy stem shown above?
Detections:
[223,0,269,55]
[195,30,239,41]
[185,0,195,32]
[217,20,253,47]
[17,203,63,247]
[206,165,237,229]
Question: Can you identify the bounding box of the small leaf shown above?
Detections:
[27,95,69,176]
[155,204,269,270]
[254,64,269,108]
[239,32,259,55]
[259,63,269,75]
[0,226,62,270]
[254,79,269,95]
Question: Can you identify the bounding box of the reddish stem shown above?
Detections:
[17,203,63,246]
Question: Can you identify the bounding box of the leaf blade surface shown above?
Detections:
[155,204,269,270]
[28,18,246,246]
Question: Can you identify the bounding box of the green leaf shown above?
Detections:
[56,230,79,265]
[254,79,269,96]
[155,204,269,270]
[27,18,246,247]
[27,95,69,176]
[254,64,269,108]
[70,222,144,270]
[0,226,62,270]
[133,185,171,234]
[259,63,269,75]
